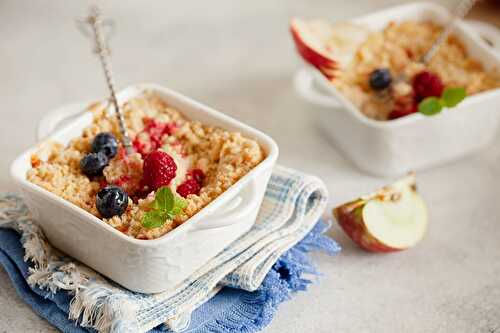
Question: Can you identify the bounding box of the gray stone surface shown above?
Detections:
[1,0,500,332]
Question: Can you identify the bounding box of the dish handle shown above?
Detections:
[294,68,343,108]
[190,178,261,231]
[37,102,89,141]
[466,20,500,54]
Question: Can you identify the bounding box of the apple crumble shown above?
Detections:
[27,92,265,239]
[332,21,500,120]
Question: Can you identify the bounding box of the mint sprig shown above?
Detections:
[442,87,467,108]
[142,210,169,229]
[418,87,467,116]
[142,187,187,229]
[419,97,444,116]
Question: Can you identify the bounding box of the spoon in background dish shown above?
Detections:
[420,0,479,64]
[367,0,479,116]
[385,0,479,89]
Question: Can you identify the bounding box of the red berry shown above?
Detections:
[132,137,148,157]
[187,169,205,185]
[389,103,418,120]
[177,179,201,198]
[114,175,131,187]
[412,71,444,102]
[389,89,418,120]
[143,118,177,150]
[133,118,178,157]
[99,179,109,189]
[143,150,177,191]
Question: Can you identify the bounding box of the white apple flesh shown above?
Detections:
[333,174,428,252]
[290,18,370,80]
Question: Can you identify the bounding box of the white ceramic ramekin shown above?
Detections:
[10,83,279,293]
[294,2,500,176]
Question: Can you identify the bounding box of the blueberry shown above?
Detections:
[80,152,109,176]
[92,133,118,158]
[369,68,392,91]
[96,186,129,218]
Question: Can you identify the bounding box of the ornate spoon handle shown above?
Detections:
[78,6,133,154]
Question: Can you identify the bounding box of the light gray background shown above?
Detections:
[1,1,500,332]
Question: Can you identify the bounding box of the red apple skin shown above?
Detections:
[333,200,402,253]
[290,20,337,80]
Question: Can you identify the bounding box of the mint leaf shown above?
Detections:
[142,211,168,229]
[174,195,187,209]
[170,196,187,217]
[142,187,187,229]
[150,186,174,211]
[442,87,466,107]
[419,97,443,116]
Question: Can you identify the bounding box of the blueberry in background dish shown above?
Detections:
[96,185,129,218]
[92,132,119,158]
[80,151,109,176]
[369,68,392,91]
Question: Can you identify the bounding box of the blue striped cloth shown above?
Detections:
[0,166,340,332]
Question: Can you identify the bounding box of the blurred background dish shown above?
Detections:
[292,3,500,176]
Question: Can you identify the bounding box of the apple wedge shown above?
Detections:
[290,18,338,79]
[290,18,370,79]
[333,173,428,252]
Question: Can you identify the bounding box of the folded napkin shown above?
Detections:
[0,166,340,333]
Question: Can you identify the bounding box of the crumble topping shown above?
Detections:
[27,91,265,239]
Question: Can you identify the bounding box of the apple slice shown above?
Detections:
[290,18,370,79]
[333,173,428,252]
[290,18,338,79]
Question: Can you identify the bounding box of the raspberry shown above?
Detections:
[117,146,128,160]
[143,118,177,149]
[114,175,131,187]
[187,169,205,185]
[177,179,201,198]
[99,179,109,189]
[143,150,177,191]
[132,137,148,157]
[388,102,417,120]
[412,71,444,102]
[133,119,177,157]
[176,169,204,198]
[388,89,418,120]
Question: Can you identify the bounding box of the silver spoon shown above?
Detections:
[420,0,478,64]
[376,0,478,102]
[77,6,133,155]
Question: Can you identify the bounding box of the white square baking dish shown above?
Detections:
[10,83,279,293]
[294,2,500,176]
